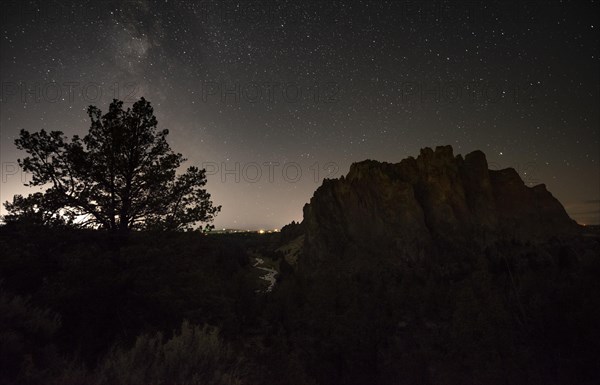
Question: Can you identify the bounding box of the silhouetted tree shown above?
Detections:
[4,98,220,232]
[3,191,71,227]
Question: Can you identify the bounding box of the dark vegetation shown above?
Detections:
[273,235,600,385]
[0,224,259,384]
[1,222,599,384]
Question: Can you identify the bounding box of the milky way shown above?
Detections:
[1,0,598,228]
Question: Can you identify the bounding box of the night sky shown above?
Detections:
[1,0,598,229]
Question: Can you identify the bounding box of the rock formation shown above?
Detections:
[300,145,578,264]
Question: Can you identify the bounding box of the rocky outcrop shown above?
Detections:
[301,146,578,264]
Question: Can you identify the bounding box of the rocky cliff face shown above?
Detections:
[301,146,578,264]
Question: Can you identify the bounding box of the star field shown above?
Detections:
[1,0,598,228]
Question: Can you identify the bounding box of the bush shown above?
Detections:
[95,320,246,385]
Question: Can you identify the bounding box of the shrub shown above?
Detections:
[95,320,245,385]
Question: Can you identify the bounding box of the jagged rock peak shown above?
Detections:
[301,145,578,264]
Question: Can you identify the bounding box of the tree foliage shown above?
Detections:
[4,98,220,232]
